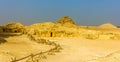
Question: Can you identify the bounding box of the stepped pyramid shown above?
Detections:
[56,16,76,24]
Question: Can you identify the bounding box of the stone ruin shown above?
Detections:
[0,16,120,39]
[22,16,79,37]
[24,23,78,37]
[2,22,25,33]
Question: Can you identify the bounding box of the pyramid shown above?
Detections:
[56,16,76,24]
[99,23,117,28]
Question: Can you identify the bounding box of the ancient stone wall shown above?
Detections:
[24,28,79,37]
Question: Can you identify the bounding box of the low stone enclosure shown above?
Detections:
[11,34,63,62]
[24,30,79,37]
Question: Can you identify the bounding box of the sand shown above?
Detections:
[0,33,120,62]
[0,19,120,62]
[0,35,54,62]
[44,38,120,62]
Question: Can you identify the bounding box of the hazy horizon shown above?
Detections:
[0,0,120,26]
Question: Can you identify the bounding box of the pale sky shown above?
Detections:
[0,0,120,26]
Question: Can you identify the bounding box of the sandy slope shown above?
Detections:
[0,35,53,62]
[0,35,120,62]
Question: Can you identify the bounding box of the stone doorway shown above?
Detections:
[50,32,53,37]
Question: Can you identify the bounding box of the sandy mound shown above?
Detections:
[99,23,117,29]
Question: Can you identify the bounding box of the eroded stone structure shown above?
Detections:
[3,22,25,33]
[1,16,120,39]
[23,16,79,37]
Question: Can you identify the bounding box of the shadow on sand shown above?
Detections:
[0,33,21,44]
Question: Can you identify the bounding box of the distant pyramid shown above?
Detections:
[99,23,117,28]
[56,16,76,24]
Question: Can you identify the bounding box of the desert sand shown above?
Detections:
[0,35,120,62]
[0,16,120,62]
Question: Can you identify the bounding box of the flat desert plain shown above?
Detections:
[46,38,120,62]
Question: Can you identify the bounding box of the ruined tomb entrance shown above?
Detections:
[50,32,53,37]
